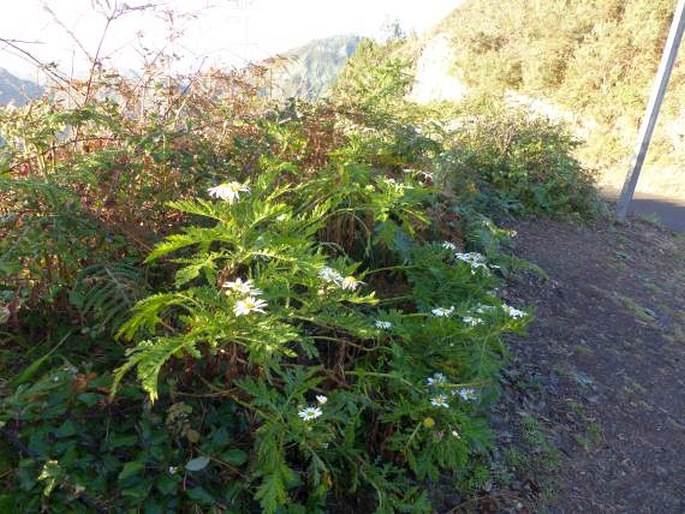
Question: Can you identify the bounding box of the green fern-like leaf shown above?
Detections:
[112,334,197,401]
[172,251,224,287]
[115,292,191,341]
[254,426,297,514]
[166,198,226,221]
[73,262,148,333]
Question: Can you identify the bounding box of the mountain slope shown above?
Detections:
[0,68,42,106]
[264,35,362,100]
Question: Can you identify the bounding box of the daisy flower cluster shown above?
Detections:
[207,181,250,204]
[426,372,450,409]
[426,372,447,386]
[462,316,483,327]
[502,304,526,319]
[298,394,328,422]
[426,371,480,407]
[475,304,494,314]
[431,306,455,318]
[375,320,392,330]
[453,387,479,401]
[319,266,363,291]
[453,252,489,272]
[440,242,491,274]
[222,277,268,316]
[462,303,496,326]
[382,177,414,194]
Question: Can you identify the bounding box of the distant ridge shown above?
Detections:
[263,34,362,100]
[0,68,43,106]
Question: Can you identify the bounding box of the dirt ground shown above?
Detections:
[472,213,685,513]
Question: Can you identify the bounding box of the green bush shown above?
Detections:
[0,35,598,512]
[444,105,601,217]
[1,161,531,512]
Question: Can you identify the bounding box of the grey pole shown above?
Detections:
[616,0,685,221]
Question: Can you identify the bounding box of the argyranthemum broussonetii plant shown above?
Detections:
[111,162,530,513]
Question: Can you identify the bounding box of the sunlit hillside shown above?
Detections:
[261,35,362,100]
[412,0,685,199]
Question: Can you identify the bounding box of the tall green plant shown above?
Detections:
[106,147,529,511]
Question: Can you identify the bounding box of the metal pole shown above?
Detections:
[616,0,685,221]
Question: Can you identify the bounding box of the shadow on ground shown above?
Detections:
[601,189,685,234]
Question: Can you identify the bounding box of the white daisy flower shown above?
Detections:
[475,304,494,314]
[383,177,414,192]
[319,266,344,285]
[340,276,363,291]
[453,388,478,401]
[431,306,455,318]
[462,316,483,327]
[233,297,268,316]
[430,394,450,408]
[454,252,489,271]
[222,277,262,296]
[502,304,526,319]
[207,181,250,203]
[316,395,328,405]
[451,430,461,439]
[375,320,392,330]
[442,241,457,251]
[426,373,447,386]
[298,406,323,421]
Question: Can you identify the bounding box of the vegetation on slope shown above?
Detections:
[430,0,685,195]
[0,29,599,513]
[437,0,682,122]
[264,35,362,100]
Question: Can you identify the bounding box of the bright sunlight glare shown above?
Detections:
[0,0,463,79]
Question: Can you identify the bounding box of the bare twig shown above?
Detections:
[0,37,69,86]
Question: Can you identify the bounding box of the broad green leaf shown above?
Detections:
[118,460,145,481]
[185,456,210,472]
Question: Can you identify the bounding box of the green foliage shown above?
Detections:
[0,65,271,335]
[0,23,597,512]
[0,175,124,323]
[333,38,416,123]
[70,262,148,335]
[443,104,601,217]
[441,0,679,124]
[0,368,257,512]
[432,0,685,192]
[103,123,529,510]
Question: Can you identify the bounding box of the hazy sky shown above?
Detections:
[0,0,463,79]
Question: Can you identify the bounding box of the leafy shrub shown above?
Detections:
[0,67,270,334]
[106,144,530,512]
[444,106,601,217]
[0,368,251,513]
[1,123,531,512]
[0,25,602,512]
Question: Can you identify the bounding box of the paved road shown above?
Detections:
[600,189,685,234]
